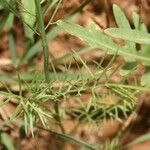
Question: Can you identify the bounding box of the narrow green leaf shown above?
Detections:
[113,4,136,53]
[132,12,140,30]
[35,0,50,82]
[38,127,96,150]
[0,0,15,33]
[8,32,17,65]
[0,132,15,150]
[0,12,10,33]
[113,4,130,28]
[0,3,3,10]
[126,133,150,147]
[6,8,14,31]
[29,113,34,137]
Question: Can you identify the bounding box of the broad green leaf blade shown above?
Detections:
[57,20,118,53]
[20,0,36,27]
[57,20,150,65]
[113,4,136,54]
[105,28,150,44]
[20,0,36,42]
[105,28,150,66]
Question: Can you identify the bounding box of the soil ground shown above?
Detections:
[0,0,150,150]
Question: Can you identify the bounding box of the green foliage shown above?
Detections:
[57,4,150,85]
[40,127,96,150]
[0,1,150,149]
[20,0,36,44]
[125,133,150,148]
[105,5,150,84]
[57,20,118,53]
[113,4,136,54]
[99,138,119,150]
[105,28,150,45]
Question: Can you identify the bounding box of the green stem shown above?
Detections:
[54,101,65,133]
[34,0,49,82]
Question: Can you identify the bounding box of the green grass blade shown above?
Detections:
[8,32,17,65]
[6,12,14,30]
[38,127,96,150]
[0,132,15,150]
[126,133,150,147]
[0,0,19,17]
[19,0,90,64]
[0,0,15,33]
[0,12,9,33]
